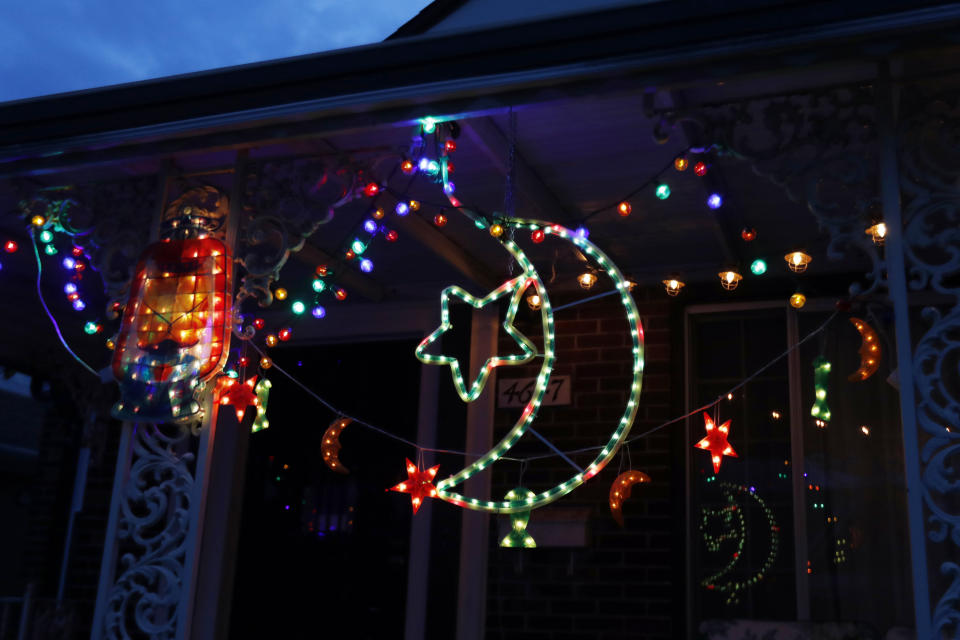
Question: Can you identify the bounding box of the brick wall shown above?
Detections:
[485,287,682,640]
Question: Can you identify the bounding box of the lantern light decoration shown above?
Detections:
[618,201,632,217]
[578,271,598,289]
[785,251,812,273]
[674,156,689,171]
[655,184,671,200]
[111,197,233,423]
[866,221,887,245]
[526,291,542,310]
[750,259,767,276]
[663,278,685,296]
[694,162,708,177]
[500,488,537,548]
[810,356,831,423]
[718,269,743,291]
[790,292,807,309]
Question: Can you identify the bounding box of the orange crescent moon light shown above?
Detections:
[609,470,651,528]
[848,317,881,382]
[322,417,351,474]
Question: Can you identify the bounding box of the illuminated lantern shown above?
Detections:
[663,278,685,296]
[718,269,742,291]
[784,251,812,273]
[111,198,232,423]
[866,221,887,245]
[578,272,598,289]
[617,201,632,217]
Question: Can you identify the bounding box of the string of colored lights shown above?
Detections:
[237,256,839,477]
[30,230,100,378]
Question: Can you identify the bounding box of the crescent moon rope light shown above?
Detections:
[414,156,644,514]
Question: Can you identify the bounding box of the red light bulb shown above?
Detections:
[238,356,250,367]
[315,264,328,276]
[385,230,398,242]
[694,162,708,177]
[253,318,265,330]
[617,201,631,217]
[278,327,292,341]
[741,227,757,242]
[335,288,347,301]
[434,214,448,227]
[4,240,17,253]
[531,229,545,244]
[445,140,457,152]
[400,159,415,175]
[364,182,379,197]
[345,249,355,260]
[446,162,455,174]
[71,246,83,257]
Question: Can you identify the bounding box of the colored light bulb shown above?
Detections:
[253,318,265,330]
[315,264,329,276]
[385,230,398,242]
[39,230,54,243]
[84,321,101,335]
[4,240,17,253]
[274,287,288,301]
[260,357,273,369]
[707,193,723,209]
[401,159,415,174]
[278,327,292,341]
[292,300,306,315]
[434,213,448,227]
[364,219,378,233]
[578,272,597,289]
[72,299,86,311]
[750,259,767,275]
[359,258,373,273]
[526,292,542,310]
[312,305,326,319]
[64,283,77,294]
[335,288,347,301]
[617,201,631,217]
[531,229,545,243]
[445,139,457,152]
[71,246,83,257]
[395,202,409,216]
[575,226,589,238]
[409,200,421,211]
[351,239,366,255]
[265,334,278,347]
[444,182,456,194]
[426,160,440,175]
[694,161,708,176]
[489,223,504,238]
[741,227,757,242]
[44,245,57,255]
[421,117,437,133]
[312,279,326,292]
[674,156,689,171]
[31,215,46,227]
[372,208,385,220]
[418,157,430,171]
[655,184,670,200]
[790,293,806,308]
[364,182,379,197]
[62,257,76,269]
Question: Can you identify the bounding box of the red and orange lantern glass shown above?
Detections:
[112,209,233,423]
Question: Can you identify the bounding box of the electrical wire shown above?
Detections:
[245,309,838,465]
[31,231,100,379]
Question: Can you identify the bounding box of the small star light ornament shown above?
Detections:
[695,412,738,473]
[216,375,259,422]
[389,459,440,514]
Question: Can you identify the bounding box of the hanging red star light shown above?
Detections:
[695,412,737,474]
[216,375,260,422]
[389,458,440,514]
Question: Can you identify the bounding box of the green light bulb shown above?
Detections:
[292,300,306,315]
[421,117,437,133]
[750,259,767,275]
[351,239,366,255]
[312,279,325,293]
[655,184,671,200]
[83,321,100,335]
[39,230,54,243]
[44,245,57,255]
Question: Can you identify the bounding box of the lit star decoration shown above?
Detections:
[216,375,260,422]
[389,459,440,514]
[696,412,738,474]
[415,276,538,403]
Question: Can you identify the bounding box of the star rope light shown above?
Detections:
[416,275,538,402]
[419,155,644,514]
[216,375,259,422]
[389,458,440,514]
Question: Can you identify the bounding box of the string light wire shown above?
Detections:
[31,230,100,378]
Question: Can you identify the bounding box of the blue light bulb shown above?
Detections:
[62,257,76,269]
[363,219,378,234]
[707,193,723,209]
[395,202,409,216]
[311,305,326,319]
[359,258,373,273]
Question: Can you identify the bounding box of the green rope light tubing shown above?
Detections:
[422,158,645,514]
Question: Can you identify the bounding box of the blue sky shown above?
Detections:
[0,0,430,103]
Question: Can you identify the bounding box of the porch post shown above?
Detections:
[877,66,932,638]
[455,306,498,640]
